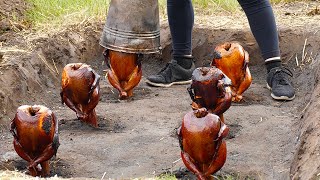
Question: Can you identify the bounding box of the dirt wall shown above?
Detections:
[290,65,320,179]
[0,23,104,123]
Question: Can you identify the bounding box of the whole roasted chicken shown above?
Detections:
[104,50,142,99]
[188,67,232,123]
[61,63,100,127]
[211,42,252,102]
[10,105,59,177]
[178,108,229,180]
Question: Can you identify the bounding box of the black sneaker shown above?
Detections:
[266,67,295,100]
[146,59,196,87]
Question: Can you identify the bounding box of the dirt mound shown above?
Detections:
[0,0,28,33]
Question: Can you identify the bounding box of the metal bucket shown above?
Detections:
[100,0,161,54]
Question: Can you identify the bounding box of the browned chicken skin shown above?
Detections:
[188,67,232,123]
[178,108,229,180]
[10,105,59,177]
[104,50,142,99]
[61,63,100,127]
[211,42,252,102]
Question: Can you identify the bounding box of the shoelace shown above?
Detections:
[272,67,293,85]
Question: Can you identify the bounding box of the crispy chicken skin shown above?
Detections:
[188,67,232,123]
[10,105,59,177]
[212,42,252,102]
[104,50,142,99]
[61,63,100,127]
[178,108,229,180]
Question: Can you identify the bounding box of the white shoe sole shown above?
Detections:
[266,83,295,101]
[146,79,192,87]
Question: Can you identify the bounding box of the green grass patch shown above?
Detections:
[155,173,177,180]
[25,0,306,31]
[271,0,299,3]
[155,169,257,180]
[158,0,240,15]
[26,0,109,30]
[193,0,239,13]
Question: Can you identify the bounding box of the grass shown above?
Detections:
[154,170,257,180]
[192,0,240,13]
[26,0,110,30]
[24,0,307,32]
[155,173,177,180]
[271,0,299,3]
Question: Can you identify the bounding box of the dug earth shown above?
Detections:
[1,1,320,180]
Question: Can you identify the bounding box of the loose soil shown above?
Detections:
[1,1,320,180]
[0,0,29,34]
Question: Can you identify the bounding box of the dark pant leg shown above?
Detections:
[167,0,194,57]
[237,0,281,61]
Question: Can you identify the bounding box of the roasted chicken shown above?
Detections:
[104,50,142,99]
[211,42,252,102]
[178,108,229,180]
[61,63,100,127]
[10,105,59,177]
[188,67,232,123]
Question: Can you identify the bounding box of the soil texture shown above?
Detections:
[1,1,320,180]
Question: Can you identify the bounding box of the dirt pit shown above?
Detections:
[1,3,320,180]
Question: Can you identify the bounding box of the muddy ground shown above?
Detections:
[1,1,320,180]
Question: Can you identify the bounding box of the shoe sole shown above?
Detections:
[266,83,295,101]
[146,79,192,87]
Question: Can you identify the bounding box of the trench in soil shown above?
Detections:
[0,26,320,179]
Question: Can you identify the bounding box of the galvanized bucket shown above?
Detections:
[100,0,161,54]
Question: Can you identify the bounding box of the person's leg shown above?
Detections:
[168,0,194,65]
[146,0,195,87]
[238,0,295,100]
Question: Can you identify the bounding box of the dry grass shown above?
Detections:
[0,170,66,180]
[25,0,109,32]
[24,0,310,33]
